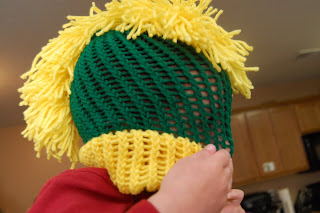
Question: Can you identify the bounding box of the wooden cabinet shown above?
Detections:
[269,106,309,172]
[294,100,320,134]
[245,109,284,177]
[232,104,310,185]
[231,113,259,185]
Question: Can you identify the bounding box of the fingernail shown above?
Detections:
[227,191,233,199]
[205,144,216,152]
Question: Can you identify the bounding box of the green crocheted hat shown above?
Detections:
[19,0,258,195]
[71,31,234,194]
[71,30,233,150]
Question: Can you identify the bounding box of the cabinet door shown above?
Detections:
[231,113,259,184]
[294,101,320,134]
[269,106,309,172]
[245,110,284,177]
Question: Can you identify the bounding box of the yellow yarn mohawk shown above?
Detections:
[19,0,258,166]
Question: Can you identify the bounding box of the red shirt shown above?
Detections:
[28,167,159,213]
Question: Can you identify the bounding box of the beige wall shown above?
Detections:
[0,126,84,213]
[1,78,320,213]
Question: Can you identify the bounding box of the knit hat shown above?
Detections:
[19,0,258,195]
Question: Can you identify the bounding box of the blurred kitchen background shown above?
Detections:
[1,0,320,213]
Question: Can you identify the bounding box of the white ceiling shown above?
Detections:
[1,0,320,127]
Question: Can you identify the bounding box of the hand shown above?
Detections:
[148,144,233,213]
[221,189,245,213]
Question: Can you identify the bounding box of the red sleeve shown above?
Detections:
[127,200,159,213]
[28,168,158,213]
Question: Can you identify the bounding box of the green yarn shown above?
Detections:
[70,30,234,154]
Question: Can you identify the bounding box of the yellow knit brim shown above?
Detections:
[79,129,203,195]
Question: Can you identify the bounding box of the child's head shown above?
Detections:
[19,0,258,194]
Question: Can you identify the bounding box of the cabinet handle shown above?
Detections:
[263,161,276,172]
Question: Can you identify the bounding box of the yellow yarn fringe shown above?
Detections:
[19,0,258,165]
[79,129,203,194]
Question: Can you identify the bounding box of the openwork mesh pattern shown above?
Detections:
[70,30,233,153]
[79,129,203,194]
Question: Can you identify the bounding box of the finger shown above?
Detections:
[228,159,233,174]
[191,144,217,160]
[227,175,233,192]
[227,159,233,190]
[227,189,244,206]
[212,149,231,168]
[221,205,245,213]
[204,144,217,154]
[227,189,244,200]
